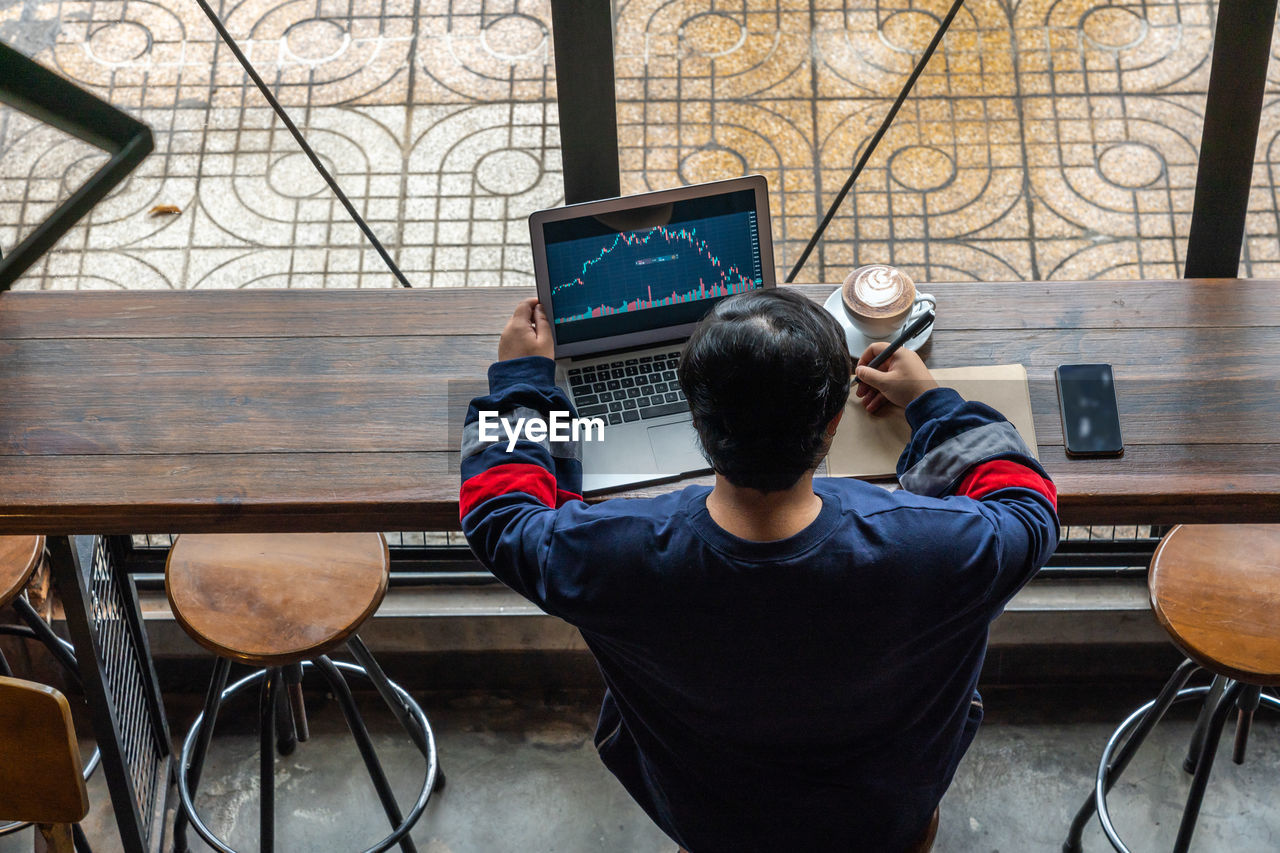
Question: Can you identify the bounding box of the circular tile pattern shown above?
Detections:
[87,21,151,64]
[680,12,747,58]
[267,152,334,198]
[0,0,1228,289]
[481,13,548,60]
[284,18,349,63]
[1098,142,1165,189]
[889,145,956,191]
[1080,7,1147,51]
[475,149,543,196]
[880,10,942,53]
[60,152,110,197]
[678,146,748,185]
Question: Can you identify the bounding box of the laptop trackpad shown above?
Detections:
[648,419,706,474]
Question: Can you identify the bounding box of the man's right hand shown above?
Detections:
[854,343,938,414]
[497,297,554,362]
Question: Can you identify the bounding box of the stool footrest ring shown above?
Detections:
[1089,683,1280,853]
[176,659,438,853]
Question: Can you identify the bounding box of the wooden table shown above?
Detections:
[2,280,1279,532]
[0,279,1277,852]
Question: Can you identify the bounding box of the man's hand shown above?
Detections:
[854,343,938,414]
[498,297,554,361]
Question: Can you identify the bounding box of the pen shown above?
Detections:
[852,309,935,386]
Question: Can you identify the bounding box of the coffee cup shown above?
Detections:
[841,264,935,341]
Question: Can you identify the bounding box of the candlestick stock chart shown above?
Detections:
[546,210,763,325]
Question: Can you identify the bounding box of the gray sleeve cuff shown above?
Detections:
[899,421,1034,496]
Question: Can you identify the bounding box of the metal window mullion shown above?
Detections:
[1184,0,1279,277]
[548,0,620,204]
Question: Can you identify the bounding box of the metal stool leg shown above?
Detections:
[12,595,81,683]
[1183,674,1229,774]
[275,662,309,756]
[285,662,309,742]
[1064,658,1200,853]
[347,635,445,790]
[314,656,418,853]
[346,636,426,756]
[174,657,231,853]
[275,673,297,757]
[1233,684,1262,765]
[260,668,279,853]
[0,645,11,678]
[72,822,92,853]
[1173,680,1245,853]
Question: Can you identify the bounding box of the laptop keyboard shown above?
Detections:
[568,351,689,425]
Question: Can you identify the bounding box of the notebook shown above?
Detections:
[827,364,1039,479]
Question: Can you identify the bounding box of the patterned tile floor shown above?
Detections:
[1,0,1279,289]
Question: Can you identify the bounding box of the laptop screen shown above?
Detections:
[538,185,769,348]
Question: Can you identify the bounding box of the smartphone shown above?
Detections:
[1056,363,1123,458]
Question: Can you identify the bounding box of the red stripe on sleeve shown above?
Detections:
[956,459,1057,508]
[555,489,583,508]
[460,463,558,520]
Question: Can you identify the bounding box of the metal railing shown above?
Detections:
[120,533,491,588]
[117,525,1168,590]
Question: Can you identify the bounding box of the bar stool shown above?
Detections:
[166,533,442,853]
[0,536,98,852]
[0,537,73,678]
[1064,524,1280,853]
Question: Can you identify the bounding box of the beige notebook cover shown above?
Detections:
[827,364,1038,479]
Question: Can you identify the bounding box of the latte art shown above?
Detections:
[832,263,935,343]
[843,264,915,319]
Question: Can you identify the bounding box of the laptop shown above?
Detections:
[529,175,776,493]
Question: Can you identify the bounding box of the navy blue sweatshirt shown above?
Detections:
[460,356,1059,852]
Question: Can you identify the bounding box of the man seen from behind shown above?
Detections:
[459,288,1059,852]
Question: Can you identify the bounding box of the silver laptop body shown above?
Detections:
[529,175,776,493]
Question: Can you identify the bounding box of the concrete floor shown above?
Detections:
[6,683,1280,852]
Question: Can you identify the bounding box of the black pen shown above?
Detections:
[852,309,935,386]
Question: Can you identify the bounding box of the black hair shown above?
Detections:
[677,288,852,492]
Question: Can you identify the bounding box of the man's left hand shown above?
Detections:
[498,297,554,361]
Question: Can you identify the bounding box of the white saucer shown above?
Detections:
[823,288,935,357]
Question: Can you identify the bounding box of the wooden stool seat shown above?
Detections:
[1150,524,1280,685]
[0,536,44,609]
[166,533,389,666]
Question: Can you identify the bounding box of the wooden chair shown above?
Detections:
[909,807,939,853]
[0,676,89,852]
[1064,524,1280,853]
[165,532,441,853]
[0,537,97,853]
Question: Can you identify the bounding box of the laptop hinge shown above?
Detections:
[564,337,686,363]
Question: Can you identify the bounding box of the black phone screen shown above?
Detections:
[1056,363,1123,457]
